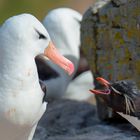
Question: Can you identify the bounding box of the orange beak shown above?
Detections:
[89,77,111,95]
[44,42,74,75]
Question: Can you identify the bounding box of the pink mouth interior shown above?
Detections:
[90,88,111,95]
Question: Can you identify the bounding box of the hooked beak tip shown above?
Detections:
[68,62,74,75]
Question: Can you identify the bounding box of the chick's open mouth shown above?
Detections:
[90,77,111,95]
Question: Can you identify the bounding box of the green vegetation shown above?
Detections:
[0,0,69,24]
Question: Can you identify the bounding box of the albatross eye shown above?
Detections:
[38,33,46,39]
[35,29,47,39]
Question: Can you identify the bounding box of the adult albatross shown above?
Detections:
[36,8,93,101]
[0,14,74,140]
[41,8,81,99]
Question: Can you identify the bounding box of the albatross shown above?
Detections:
[41,8,81,99]
[0,14,74,140]
[90,77,140,131]
[36,8,93,101]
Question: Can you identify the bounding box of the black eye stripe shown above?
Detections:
[39,33,46,39]
[35,29,47,39]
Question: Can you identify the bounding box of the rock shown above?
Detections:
[33,99,140,140]
[81,0,140,120]
[112,0,128,6]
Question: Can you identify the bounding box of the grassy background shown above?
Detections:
[0,0,95,24]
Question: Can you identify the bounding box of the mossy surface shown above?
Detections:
[81,0,140,87]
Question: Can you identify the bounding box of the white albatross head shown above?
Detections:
[0,13,74,75]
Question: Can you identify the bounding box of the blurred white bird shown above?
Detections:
[65,71,93,101]
[39,8,93,101]
[0,13,74,140]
